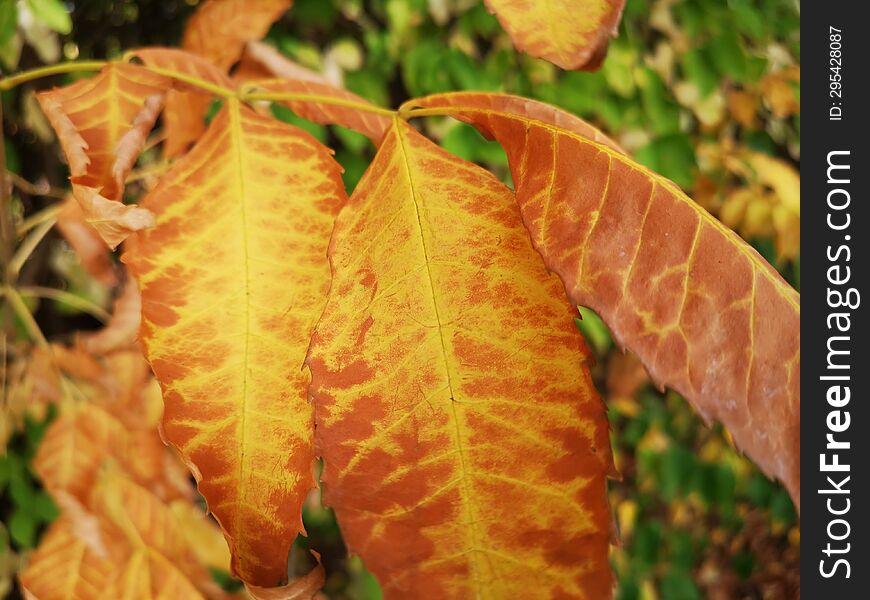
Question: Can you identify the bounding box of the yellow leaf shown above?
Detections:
[485,0,625,70]
[411,92,801,509]
[307,120,613,599]
[19,519,116,600]
[123,98,345,586]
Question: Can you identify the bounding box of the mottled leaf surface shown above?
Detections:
[411,98,801,506]
[308,120,612,599]
[124,98,345,585]
[485,0,626,70]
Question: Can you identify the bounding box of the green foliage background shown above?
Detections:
[1,0,800,598]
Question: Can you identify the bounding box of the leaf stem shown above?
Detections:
[0,286,49,348]
[0,61,108,91]
[15,203,62,237]
[17,285,110,322]
[8,218,56,282]
[241,91,397,118]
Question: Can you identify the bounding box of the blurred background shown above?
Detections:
[1,0,799,598]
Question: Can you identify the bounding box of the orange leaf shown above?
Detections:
[307,120,612,598]
[37,62,167,247]
[100,549,206,600]
[235,40,332,85]
[123,98,345,586]
[407,91,623,152]
[91,473,212,587]
[36,63,167,200]
[182,0,294,71]
[55,195,118,287]
[33,405,129,505]
[78,279,142,355]
[248,78,391,144]
[246,553,325,600]
[485,0,626,70]
[412,94,801,507]
[19,519,116,600]
[131,47,234,157]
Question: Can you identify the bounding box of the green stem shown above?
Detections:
[1,286,48,348]
[7,217,55,283]
[0,61,107,91]
[17,285,110,322]
[242,91,397,118]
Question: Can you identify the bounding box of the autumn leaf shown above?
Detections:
[307,120,613,599]
[410,94,801,508]
[247,78,391,144]
[246,554,324,600]
[182,0,294,71]
[123,98,345,586]
[77,279,142,355]
[36,62,167,248]
[55,195,118,287]
[18,519,115,600]
[405,91,624,152]
[235,40,333,85]
[131,47,234,158]
[485,0,626,70]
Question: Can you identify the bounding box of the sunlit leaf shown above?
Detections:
[123,98,345,586]
[307,120,613,598]
[411,93,801,508]
[36,63,168,247]
[485,0,626,70]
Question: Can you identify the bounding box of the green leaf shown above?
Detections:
[0,0,17,47]
[26,0,72,35]
[9,508,37,547]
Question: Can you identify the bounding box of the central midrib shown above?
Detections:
[393,123,487,598]
[228,99,254,542]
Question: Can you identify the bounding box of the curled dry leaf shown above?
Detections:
[485,0,626,70]
[36,62,167,247]
[78,279,142,355]
[182,0,294,71]
[307,120,612,599]
[55,195,117,287]
[124,98,345,586]
[235,40,332,85]
[246,553,325,600]
[410,93,801,508]
[131,47,234,158]
[71,185,156,250]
